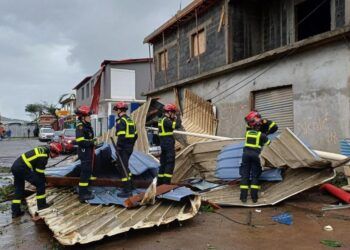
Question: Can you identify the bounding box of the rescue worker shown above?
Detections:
[245,110,278,135]
[75,105,96,202]
[158,104,181,185]
[240,113,271,203]
[114,101,138,198]
[11,142,62,218]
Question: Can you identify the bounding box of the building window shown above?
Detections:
[191,29,206,57]
[81,86,85,100]
[295,0,331,41]
[158,50,168,71]
[86,83,90,98]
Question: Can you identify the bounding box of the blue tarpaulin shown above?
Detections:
[215,142,283,181]
[46,143,160,178]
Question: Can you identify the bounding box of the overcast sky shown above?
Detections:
[0,0,192,120]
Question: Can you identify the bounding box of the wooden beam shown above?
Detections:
[46,176,151,188]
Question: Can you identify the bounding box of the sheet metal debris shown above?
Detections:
[158,187,197,202]
[26,188,201,245]
[261,128,330,169]
[201,168,336,207]
[215,142,283,181]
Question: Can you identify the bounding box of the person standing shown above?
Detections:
[113,102,138,198]
[75,105,96,202]
[240,113,270,203]
[27,128,30,138]
[11,142,62,218]
[157,104,181,185]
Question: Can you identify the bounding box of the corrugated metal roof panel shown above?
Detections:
[158,187,197,202]
[26,188,201,245]
[340,139,350,156]
[215,142,283,181]
[201,168,336,207]
[261,128,330,169]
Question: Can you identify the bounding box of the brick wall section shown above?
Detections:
[153,0,226,88]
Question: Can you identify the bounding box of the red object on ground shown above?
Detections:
[321,183,350,204]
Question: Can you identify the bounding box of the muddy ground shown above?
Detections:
[0,139,349,249]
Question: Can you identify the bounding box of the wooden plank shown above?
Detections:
[124,184,178,208]
[46,176,151,188]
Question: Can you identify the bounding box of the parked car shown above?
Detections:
[61,129,76,153]
[52,130,63,142]
[38,127,54,142]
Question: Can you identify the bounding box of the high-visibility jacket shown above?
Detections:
[244,130,270,151]
[20,146,49,174]
[247,119,278,135]
[116,115,138,149]
[158,116,181,137]
[75,121,95,148]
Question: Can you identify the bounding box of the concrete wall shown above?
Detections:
[153,0,227,88]
[150,40,350,152]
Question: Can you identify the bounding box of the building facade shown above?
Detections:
[74,58,153,136]
[145,0,350,152]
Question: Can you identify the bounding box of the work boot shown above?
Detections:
[37,198,50,211]
[11,204,24,218]
[240,189,248,203]
[251,189,259,203]
[162,177,171,185]
[157,177,163,186]
[117,181,133,198]
[79,192,95,203]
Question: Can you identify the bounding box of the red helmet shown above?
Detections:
[49,142,63,154]
[75,105,92,116]
[164,103,177,112]
[113,101,128,111]
[245,111,260,123]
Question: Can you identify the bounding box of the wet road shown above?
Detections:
[0,140,349,249]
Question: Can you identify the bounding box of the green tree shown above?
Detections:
[25,103,44,121]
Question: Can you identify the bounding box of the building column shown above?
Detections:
[345,0,350,25]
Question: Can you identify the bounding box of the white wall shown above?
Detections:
[110,68,136,100]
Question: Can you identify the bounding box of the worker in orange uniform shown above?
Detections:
[75,105,96,202]
[240,113,271,203]
[114,101,138,198]
[11,142,62,218]
[157,104,181,185]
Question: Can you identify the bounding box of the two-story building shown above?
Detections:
[144,0,350,152]
[57,93,76,129]
[74,58,153,136]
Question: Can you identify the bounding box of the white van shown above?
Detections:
[39,127,54,142]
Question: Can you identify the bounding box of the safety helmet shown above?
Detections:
[163,103,177,112]
[113,101,128,111]
[245,111,260,123]
[75,105,92,116]
[49,142,63,154]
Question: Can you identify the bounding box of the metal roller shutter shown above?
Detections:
[254,86,294,131]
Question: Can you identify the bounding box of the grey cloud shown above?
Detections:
[0,0,192,119]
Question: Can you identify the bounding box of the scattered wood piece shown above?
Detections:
[124,184,178,208]
[218,5,225,32]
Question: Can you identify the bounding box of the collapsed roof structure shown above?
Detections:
[25,90,350,245]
